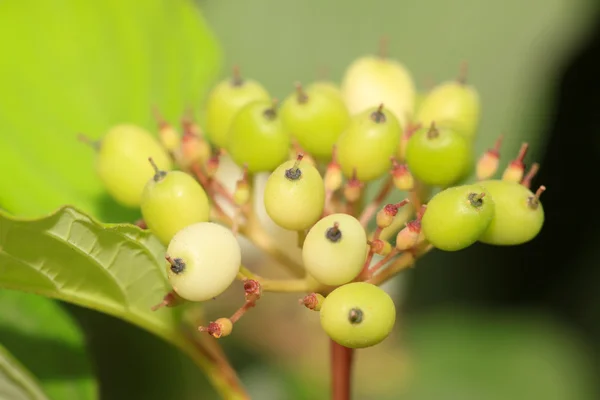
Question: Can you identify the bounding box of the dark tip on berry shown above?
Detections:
[468,192,485,208]
[231,65,244,86]
[426,122,439,139]
[285,154,304,180]
[348,308,363,324]
[166,255,186,274]
[263,99,279,120]
[325,222,343,243]
[371,104,386,123]
[527,185,546,210]
[148,157,167,182]
[295,82,309,104]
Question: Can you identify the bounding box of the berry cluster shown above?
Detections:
[80,41,546,351]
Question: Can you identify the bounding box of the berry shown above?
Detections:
[336,104,402,181]
[405,122,471,187]
[141,158,210,245]
[416,66,480,140]
[166,222,241,302]
[93,124,172,208]
[341,50,416,127]
[205,67,270,148]
[227,100,290,173]
[302,213,368,286]
[319,282,396,349]
[263,155,325,231]
[421,184,495,251]
[308,81,343,100]
[280,83,350,160]
[477,180,545,245]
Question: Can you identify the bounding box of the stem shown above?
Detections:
[366,244,434,286]
[330,339,354,400]
[358,176,394,227]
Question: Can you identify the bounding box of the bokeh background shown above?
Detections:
[1,0,600,399]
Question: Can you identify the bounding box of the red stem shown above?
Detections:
[331,339,354,400]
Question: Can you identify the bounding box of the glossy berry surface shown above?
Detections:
[280,85,350,160]
[405,124,471,187]
[263,158,325,231]
[166,222,241,302]
[227,100,290,173]
[478,179,544,245]
[96,124,172,208]
[416,81,480,140]
[141,167,210,245]
[336,105,401,181]
[341,55,416,127]
[205,74,270,148]
[421,184,495,251]
[319,282,396,349]
[302,213,368,286]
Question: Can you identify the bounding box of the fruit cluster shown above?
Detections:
[81,43,546,350]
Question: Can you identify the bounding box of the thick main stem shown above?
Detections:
[331,339,354,400]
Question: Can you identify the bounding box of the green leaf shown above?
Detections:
[0,206,248,399]
[0,0,221,221]
[0,291,97,400]
[0,343,49,400]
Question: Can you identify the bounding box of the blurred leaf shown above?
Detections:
[0,206,248,399]
[0,291,97,400]
[402,308,595,400]
[0,0,221,221]
[0,343,49,400]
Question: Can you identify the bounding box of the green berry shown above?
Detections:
[205,67,270,148]
[94,124,172,208]
[405,123,471,187]
[227,100,290,173]
[302,213,368,286]
[280,83,350,160]
[416,77,480,141]
[141,159,210,245]
[341,55,416,127]
[166,222,241,302]
[477,180,545,245]
[263,156,325,231]
[320,282,396,349]
[308,81,343,100]
[336,104,402,181]
[421,184,495,251]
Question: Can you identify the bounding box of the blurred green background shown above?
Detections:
[1,0,599,399]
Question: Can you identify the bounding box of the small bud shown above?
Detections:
[199,317,233,339]
[153,107,181,152]
[376,199,410,229]
[151,291,185,311]
[233,166,250,206]
[205,150,221,178]
[502,142,529,183]
[521,162,540,189]
[324,146,343,192]
[390,159,414,191]
[476,135,503,180]
[243,279,262,301]
[396,205,427,251]
[369,239,392,256]
[181,129,211,167]
[299,293,325,311]
[344,168,363,203]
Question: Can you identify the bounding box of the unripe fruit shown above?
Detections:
[204,68,270,148]
[336,105,402,181]
[302,213,368,286]
[478,180,545,245]
[166,222,241,302]
[421,184,495,251]
[320,282,396,349]
[263,156,325,231]
[341,55,416,127]
[280,83,350,160]
[405,123,470,188]
[416,78,480,141]
[308,81,343,101]
[141,159,210,245]
[95,124,172,208]
[227,100,290,173]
